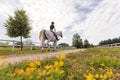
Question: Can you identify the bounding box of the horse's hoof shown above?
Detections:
[41,50,44,53]
[53,50,55,52]
[48,49,50,52]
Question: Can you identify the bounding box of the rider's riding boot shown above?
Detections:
[56,36,59,41]
[57,38,59,41]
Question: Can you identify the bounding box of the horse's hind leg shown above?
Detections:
[41,40,45,53]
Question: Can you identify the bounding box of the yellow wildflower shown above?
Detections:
[106,69,113,76]
[0,56,7,59]
[60,54,66,60]
[99,68,103,71]
[95,74,99,78]
[100,63,105,67]
[15,68,23,75]
[54,61,59,67]
[103,74,107,79]
[109,69,113,76]
[59,60,64,67]
[85,73,95,80]
[49,68,53,73]
[35,60,41,66]
[100,74,104,79]
[44,65,51,70]
[29,62,35,67]
[37,69,41,76]
[42,70,46,76]
[26,67,31,73]
[90,62,94,65]
[56,55,60,59]
[90,67,96,71]
[55,67,59,73]
[60,70,64,74]
[72,59,77,62]
[29,75,33,80]
[30,67,35,72]
[13,73,16,76]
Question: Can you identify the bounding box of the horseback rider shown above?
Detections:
[50,22,59,41]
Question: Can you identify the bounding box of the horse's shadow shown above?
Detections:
[41,49,58,53]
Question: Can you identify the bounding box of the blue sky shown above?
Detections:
[0,0,120,45]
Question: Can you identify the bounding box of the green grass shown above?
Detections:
[0,47,75,55]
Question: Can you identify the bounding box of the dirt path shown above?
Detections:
[0,49,85,65]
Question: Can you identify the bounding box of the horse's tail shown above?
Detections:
[39,29,45,41]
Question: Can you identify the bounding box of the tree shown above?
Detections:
[5,9,32,51]
[58,43,69,48]
[72,33,83,48]
[84,39,90,48]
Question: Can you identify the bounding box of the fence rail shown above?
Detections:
[97,43,120,48]
[0,39,40,51]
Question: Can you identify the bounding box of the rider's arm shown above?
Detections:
[54,27,56,32]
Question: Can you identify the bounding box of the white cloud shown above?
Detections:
[1,0,120,46]
[73,0,120,44]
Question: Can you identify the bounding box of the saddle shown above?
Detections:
[51,31,56,37]
[51,31,59,41]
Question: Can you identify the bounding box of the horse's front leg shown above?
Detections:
[41,40,45,53]
[53,41,57,51]
[46,40,50,52]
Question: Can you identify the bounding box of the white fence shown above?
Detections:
[0,39,40,51]
[97,43,120,48]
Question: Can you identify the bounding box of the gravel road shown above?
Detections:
[0,49,85,65]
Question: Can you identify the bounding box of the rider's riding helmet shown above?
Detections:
[51,22,54,24]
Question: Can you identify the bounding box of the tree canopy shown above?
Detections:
[72,33,83,48]
[84,39,90,48]
[99,37,120,45]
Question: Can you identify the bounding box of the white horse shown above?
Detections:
[39,29,63,52]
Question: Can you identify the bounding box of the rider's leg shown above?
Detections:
[51,31,59,41]
[54,33,59,41]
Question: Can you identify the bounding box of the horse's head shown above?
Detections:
[57,31,63,38]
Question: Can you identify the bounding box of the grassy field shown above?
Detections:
[0,48,120,80]
[0,46,75,55]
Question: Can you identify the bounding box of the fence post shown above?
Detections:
[30,43,33,50]
[12,40,15,51]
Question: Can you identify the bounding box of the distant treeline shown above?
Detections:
[72,33,94,48]
[99,37,120,45]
